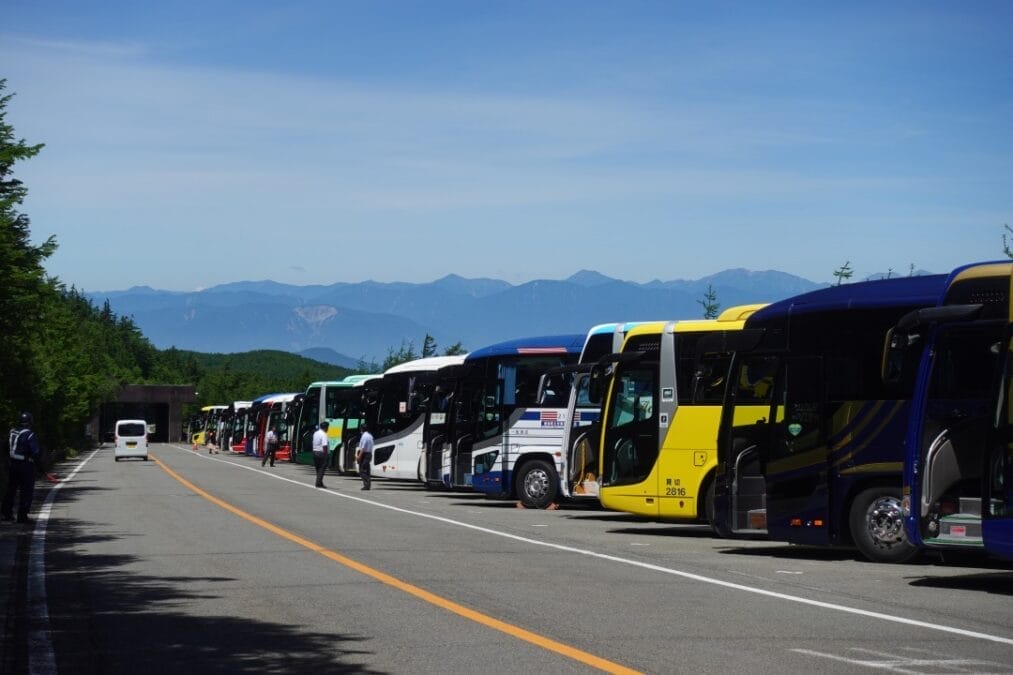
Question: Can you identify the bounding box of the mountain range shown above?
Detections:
[87,269,855,367]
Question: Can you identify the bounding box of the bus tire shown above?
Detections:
[849,487,919,564]
[516,459,559,510]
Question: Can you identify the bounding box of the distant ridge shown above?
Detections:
[87,268,879,361]
[297,347,361,370]
[566,270,620,287]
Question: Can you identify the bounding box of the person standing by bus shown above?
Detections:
[355,424,374,491]
[2,412,43,525]
[262,425,279,468]
[312,421,329,488]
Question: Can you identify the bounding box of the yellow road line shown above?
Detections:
[152,453,641,675]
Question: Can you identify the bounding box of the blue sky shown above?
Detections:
[3,1,1011,291]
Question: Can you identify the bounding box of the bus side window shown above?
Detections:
[776,357,823,457]
[692,355,731,405]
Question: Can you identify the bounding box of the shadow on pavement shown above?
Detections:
[5,478,387,674]
[907,571,1013,595]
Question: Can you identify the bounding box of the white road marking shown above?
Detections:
[29,449,99,675]
[168,444,1013,647]
[792,647,1013,674]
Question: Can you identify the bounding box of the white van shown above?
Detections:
[114,419,149,461]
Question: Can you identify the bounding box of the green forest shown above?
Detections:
[0,80,352,459]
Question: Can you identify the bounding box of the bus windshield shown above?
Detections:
[602,335,659,487]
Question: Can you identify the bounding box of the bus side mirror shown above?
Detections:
[588,366,604,405]
[881,327,918,385]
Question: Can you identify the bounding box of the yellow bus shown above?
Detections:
[595,305,765,523]
[190,404,228,446]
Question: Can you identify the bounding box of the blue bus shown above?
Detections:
[985,267,1013,560]
[711,274,949,562]
[880,262,1013,556]
[427,334,584,500]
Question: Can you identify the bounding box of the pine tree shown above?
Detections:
[697,284,720,319]
[832,261,853,286]
[422,333,438,358]
[0,79,52,425]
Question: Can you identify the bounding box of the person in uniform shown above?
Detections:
[355,424,374,491]
[312,421,329,488]
[2,412,43,525]
[262,425,279,467]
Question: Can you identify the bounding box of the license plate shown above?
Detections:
[127,441,137,448]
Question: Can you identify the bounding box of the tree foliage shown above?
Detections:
[832,260,854,286]
[443,342,466,356]
[697,284,720,319]
[0,82,352,457]
[181,350,350,409]
[380,333,468,370]
[422,333,438,358]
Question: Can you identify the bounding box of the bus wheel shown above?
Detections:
[516,460,559,510]
[849,487,919,564]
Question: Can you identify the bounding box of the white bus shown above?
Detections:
[361,355,467,482]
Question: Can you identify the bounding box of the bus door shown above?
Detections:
[911,323,999,548]
[447,377,500,488]
[764,356,831,546]
[294,389,320,465]
[984,325,1013,560]
[330,388,361,473]
[564,372,602,499]
[715,354,778,536]
[423,393,451,487]
[423,369,461,488]
[466,379,505,489]
[600,351,661,517]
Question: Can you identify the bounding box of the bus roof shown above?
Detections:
[252,393,287,404]
[618,305,768,342]
[383,355,468,375]
[305,374,375,390]
[466,334,585,361]
[584,321,656,336]
[342,374,376,385]
[943,261,1012,310]
[262,393,298,404]
[200,405,228,412]
[747,275,948,324]
[676,304,768,332]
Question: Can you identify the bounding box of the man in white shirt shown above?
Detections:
[262,425,279,468]
[312,421,329,488]
[355,424,374,491]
